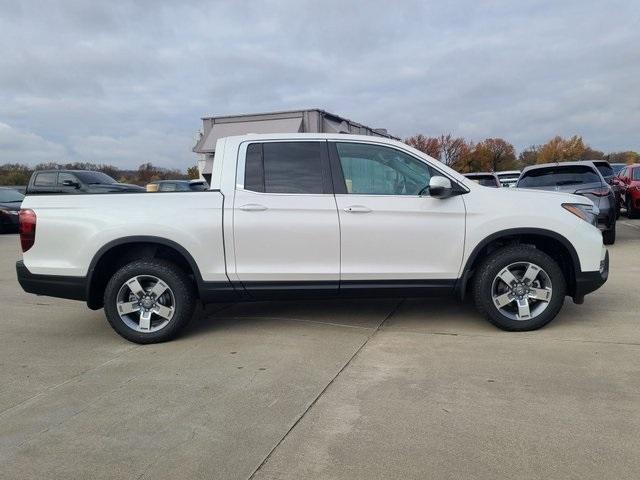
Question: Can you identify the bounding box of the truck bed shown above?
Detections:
[20,191,227,283]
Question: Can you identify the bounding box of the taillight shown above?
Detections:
[574,186,611,197]
[19,209,36,252]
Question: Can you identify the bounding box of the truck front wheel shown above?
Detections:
[472,245,566,331]
[104,259,196,344]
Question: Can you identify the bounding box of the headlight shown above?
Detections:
[562,203,599,226]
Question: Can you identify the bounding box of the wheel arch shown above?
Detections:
[86,236,204,310]
[456,228,581,300]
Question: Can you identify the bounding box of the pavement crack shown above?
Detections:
[246,298,405,480]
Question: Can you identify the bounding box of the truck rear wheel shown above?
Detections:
[104,259,196,344]
[472,245,566,331]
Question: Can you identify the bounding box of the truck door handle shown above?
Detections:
[238,204,268,211]
[344,205,371,213]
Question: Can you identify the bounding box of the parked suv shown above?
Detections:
[516,162,617,245]
[496,170,521,188]
[463,172,501,187]
[590,160,622,216]
[16,134,608,343]
[617,164,640,218]
[26,170,144,194]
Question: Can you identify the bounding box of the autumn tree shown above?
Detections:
[0,163,32,185]
[439,134,471,168]
[518,145,541,167]
[471,138,517,171]
[405,134,440,158]
[187,165,200,179]
[606,151,640,164]
[536,135,590,163]
[582,147,604,160]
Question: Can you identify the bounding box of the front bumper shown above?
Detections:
[573,249,609,303]
[16,261,86,301]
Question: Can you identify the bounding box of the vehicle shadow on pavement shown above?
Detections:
[181,296,497,340]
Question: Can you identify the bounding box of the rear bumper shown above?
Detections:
[573,249,609,302]
[16,261,86,301]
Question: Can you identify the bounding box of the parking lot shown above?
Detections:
[0,222,639,479]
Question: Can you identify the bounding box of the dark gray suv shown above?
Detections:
[516,162,617,245]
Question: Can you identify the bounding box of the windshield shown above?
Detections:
[0,189,24,203]
[74,171,117,185]
[518,166,601,187]
[593,163,614,178]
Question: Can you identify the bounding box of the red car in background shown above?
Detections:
[617,164,640,218]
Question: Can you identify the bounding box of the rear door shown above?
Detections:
[329,141,466,291]
[232,140,340,297]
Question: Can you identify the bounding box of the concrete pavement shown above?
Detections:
[0,221,639,479]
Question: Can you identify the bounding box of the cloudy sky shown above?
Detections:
[0,0,638,169]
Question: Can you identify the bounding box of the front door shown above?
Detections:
[330,141,466,292]
[233,140,340,298]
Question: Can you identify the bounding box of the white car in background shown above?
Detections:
[496,170,522,188]
[16,134,608,343]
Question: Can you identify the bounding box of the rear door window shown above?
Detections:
[34,172,57,187]
[518,166,601,188]
[633,169,640,181]
[244,142,327,194]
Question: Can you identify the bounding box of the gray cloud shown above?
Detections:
[0,0,638,168]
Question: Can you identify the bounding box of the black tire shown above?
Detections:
[472,245,566,331]
[602,222,616,245]
[627,198,639,219]
[104,258,196,344]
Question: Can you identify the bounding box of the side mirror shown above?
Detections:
[428,176,453,199]
[62,179,80,189]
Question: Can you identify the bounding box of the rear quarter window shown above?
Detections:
[518,166,601,188]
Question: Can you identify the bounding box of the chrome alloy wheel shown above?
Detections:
[116,275,175,333]
[491,262,553,321]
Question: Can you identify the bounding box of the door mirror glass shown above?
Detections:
[428,176,453,199]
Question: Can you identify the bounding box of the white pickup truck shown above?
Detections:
[16,134,609,343]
